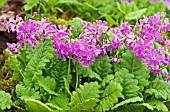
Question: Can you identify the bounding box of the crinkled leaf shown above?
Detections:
[68,98,98,112]
[72,17,83,33]
[15,84,41,100]
[116,2,138,14]
[98,3,114,15]
[92,56,112,78]
[25,99,52,112]
[46,58,68,87]
[114,68,140,99]
[23,39,55,89]
[64,77,71,95]
[24,0,39,11]
[120,50,149,91]
[114,103,145,112]
[78,65,102,81]
[112,97,143,110]
[125,8,147,20]
[145,2,166,16]
[145,79,170,100]
[0,91,12,110]
[38,76,57,95]
[6,49,24,81]
[69,82,100,111]
[147,99,168,112]
[100,74,114,87]
[96,81,124,111]
[47,93,69,111]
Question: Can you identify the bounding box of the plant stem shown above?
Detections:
[12,103,24,111]
[67,57,71,79]
[75,60,79,90]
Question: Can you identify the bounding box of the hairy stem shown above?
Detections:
[67,57,71,79]
[75,60,79,90]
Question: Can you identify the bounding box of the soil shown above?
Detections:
[0,1,26,111]
[0,0,26,54]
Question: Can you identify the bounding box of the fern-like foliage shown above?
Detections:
[68,82,100,111]
[25,99,52,112]
[100,74,114,87]
[114,103,152,112]
[119,50,150,91]
[46,58,68,87]
[7,51,24,81]
[22,39,55,89]
[38,76,57,95]
[78,64,102,81]
[92,56,112,78]
[96,81,124,111]
[147,99,168,112]
[47,93,69,111]
[15,84,41,100]
[111,97,143,110]
[68,98,98,112]
[145,79,170,100]
[114,68,140,99]
[0,91,12,110]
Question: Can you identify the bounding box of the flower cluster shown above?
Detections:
[4,13,170,81]
[118,12,170,76]
[134,13,170,75]
[4,16,51,54]
[51,20,113,66]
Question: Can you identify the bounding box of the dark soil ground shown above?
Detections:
[0,0,26,111]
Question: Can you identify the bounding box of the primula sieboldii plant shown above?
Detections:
[3,12,170,81]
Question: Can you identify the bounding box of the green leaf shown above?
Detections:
[69,82,100,111]
[120,50,149,91]
[114,103,145,112]
[96,81,124,111]
[153,2,166,13]
[24,0,40,11]
[116,2,138,14]
[92,56,112,78]
[83,3,98,11]
[125,8,147,20]
[64,77,71,95]
[47,93,69,111]
[145,79,170,100]
[145,2,166,16]
[100,74,114,87]
[71,17,83,37]
[15,84,41,100]
[114,102,153,111]
[0,0,7,8]
[0,91,12,110]
[23,39,55,88]
[8,55,23,81]
[25,99,52,112]
[112,97,143,110]
[138,103,153,110]
[147,100,168,112]
[38,76,57,95]
[68,98,98,112]
[114,68,140,99]
[46,58,68,87]
[56,0,82,6]
[98,3,114,15]
[78,65,102,81]
[105,15,119,26]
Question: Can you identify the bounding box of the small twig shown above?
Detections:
[12,103,24,111]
